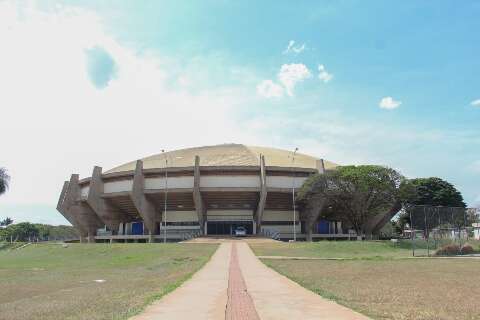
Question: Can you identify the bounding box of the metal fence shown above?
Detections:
[399,206,480,256]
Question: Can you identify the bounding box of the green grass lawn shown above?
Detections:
[0,243,218,320]
[253,241,480,320]
[250,240,413,259]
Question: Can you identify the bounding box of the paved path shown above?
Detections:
[236,242,370,320]
[131,242,231,320]
[131,241,370,320]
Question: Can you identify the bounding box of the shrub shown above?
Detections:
[460,243,474,255]
[435,243,460,256]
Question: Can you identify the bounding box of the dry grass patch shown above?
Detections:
[0,243,217,320]
[263,258,480,320]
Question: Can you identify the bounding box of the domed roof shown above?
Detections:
[106,144,338,173]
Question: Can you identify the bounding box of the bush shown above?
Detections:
[435,243,460,256]
[460,243,474,255]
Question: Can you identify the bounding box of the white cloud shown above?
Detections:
[256,80,284,98]
[379,96,402,110]
[277,63,311,96]
[471,99,480,107]
[282,40,306,54]
[257,63,312,98]
[318,64,333,83]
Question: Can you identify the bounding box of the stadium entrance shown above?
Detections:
[206,221,253,235]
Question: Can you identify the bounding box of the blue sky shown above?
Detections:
[1,1,479,224]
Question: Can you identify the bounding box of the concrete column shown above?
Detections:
[57,180,87,237]
[365,200,402,237]
[130,160,157,242]
[304,196,327,242]
[255,155,267,234]
[57,174,104,243]
[86,166,127,234]
[193,156,206,234]
[87,231,96,243]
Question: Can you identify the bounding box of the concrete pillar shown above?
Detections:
[87,230,96,243]
[193,156,206,234]
[372,201,402,235]
[255,155,267,234]
[130,160,158,243]
[57,180,88,237]
[57,174,104,243]
[304,197,327,242]
[87,166,127,234]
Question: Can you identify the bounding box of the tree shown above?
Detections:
[404,177,466,207]
[36,224,51,240]
[396,177,467,232]
[0,222,39,242]
[298,165,405,240]
[0,217,13,227]
[0,223,79,242]
[0,167,10,196]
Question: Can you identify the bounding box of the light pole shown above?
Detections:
[291,147,298,241]
[162,150,168,244]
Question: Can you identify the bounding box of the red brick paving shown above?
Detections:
[225,243,261,320]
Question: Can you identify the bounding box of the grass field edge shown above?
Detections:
[258,257,376,320]
[121,243,220,319]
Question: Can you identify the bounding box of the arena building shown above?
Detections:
[56,144,380,242]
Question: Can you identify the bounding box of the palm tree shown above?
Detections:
[0,167,10,196]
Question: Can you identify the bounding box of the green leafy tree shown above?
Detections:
[1,222,39,242]
[0,217,13,227]
[0,167,10,196]
[405,177,466,207]
[36,224,51,240]
[298,165,405,240]
[397,177,467,232]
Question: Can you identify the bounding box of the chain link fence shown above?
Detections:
[398,206,480,256]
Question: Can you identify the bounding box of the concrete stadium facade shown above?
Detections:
[56,144,382,243]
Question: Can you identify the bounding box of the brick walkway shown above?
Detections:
[225,243,260,320]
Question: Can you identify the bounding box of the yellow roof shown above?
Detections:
[106,144,338,173]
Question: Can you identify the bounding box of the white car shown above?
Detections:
[234,226,247,237]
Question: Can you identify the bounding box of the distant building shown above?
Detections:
[57,144,390,242]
